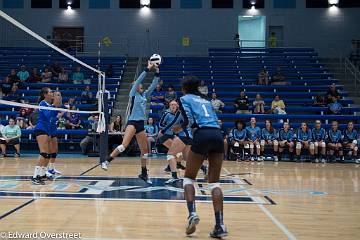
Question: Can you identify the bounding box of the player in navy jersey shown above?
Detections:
[327,121,344,163]
[311,120,327,163]
[342,121,358,161]
[278,122,295,161]
[228,120,247,161]
[245,117,262,161]
[102,61,159,184]
[260,120,279,161]
[179,76,227,238]
[31,87,54,185]
[295,122,314,162]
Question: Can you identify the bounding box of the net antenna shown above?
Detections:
[0,10,106,133]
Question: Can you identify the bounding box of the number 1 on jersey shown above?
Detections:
[202,104,210,117]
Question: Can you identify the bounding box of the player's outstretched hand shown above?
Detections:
[147,60,156,71]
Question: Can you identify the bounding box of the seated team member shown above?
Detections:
[327,121,343,163]
[0,117,21,158]
[295,122,314,162]
[342,121,358,162]
[311,120,327,163]
[260,120,279,162]
[144,117,159,153]
[228,120,247,161]
[278,122,295,161]
[245,117,262,161]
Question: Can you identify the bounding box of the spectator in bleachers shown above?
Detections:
[278,122,295,161]
[18,108,31,121]
[80,115,99,155]
[81,86,93,104]
[258,68,269,85]
[151,84,165,106]
[311,120,327,163]
[325,84,341,104]
[64,97,76,109]
[145,117,159,153]
[51,61,63,78]
[109,115,123,152]
[65,106,82,129]
[0,118,21,158]
[27,110,38,129]
[17,65,29,83]
[1,77,13,96]
[343,121,358,162]
[234,91,250,114]
[246,117,262,161]
[327,121,343,163]
[8,69,20,85]
[58,69,69,83]
[271,95,286,115]
[16,117,28,130]
[253,94,265,114]
[228,120,246,161]
[211,93,225,113]
[260,120,279,161]
[72,66,85,84]
[268,32,277,48]
[218,120,228,159]
[27,68,41,83]
[165,85,177,107]
[295,122,314,162]
[327,99,342,115]
[198,80,209,97]
[3,85,23,103]
[106,64,114,78]
[271,67,286,85]
[41,67,52,83]
[312,94,326,107]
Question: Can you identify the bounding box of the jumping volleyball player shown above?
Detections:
[179,76,227,238]
[102,61,159,184]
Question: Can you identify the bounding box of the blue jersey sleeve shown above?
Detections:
[129,70,148,97]
[179,97,194,129]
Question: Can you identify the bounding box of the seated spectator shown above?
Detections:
[325,84,341,104]
[109,115,123,152]
[0,118,21,158]
[260,120,279,161]
[16,117,28,129]
[41,67,52,83]
[27,110,39,129]
[258,68,269,85]
[27,68,41,83]
[106,64,114,78]
[65,106,82,129]
[295,122,314,162]
[51,61,63,78]
[278,122,295,161]
[1,77,13,96]
[151,84,165,106]
[327,121,343,163]
[327,99,342,115]
[80,115,99,154]
[109,115,123,133]
[81,86,93,104]
[58,69,69,83]
[3,85,23,103]
[72,66,85,84]
[234,91,250,114]
[271,95,286,115]
[198,80,209,97]
[271,67,286,85]
[253,93,265,114]
[343,121,358,162]
[66,97,76,109]
[17,65,29,83]
[245,117,262,161]
[312,95,326,107]
[228,120,246,161]
[8,69,20,85]
[144,117,159,153]
[18,108,31,121]
[165,85,177,106]
[211,93,225,113]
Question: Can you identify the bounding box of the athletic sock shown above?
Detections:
[107,156,114,162]
[215,211,224,227]
[33,166,41,178]
[48,163,54,171]
[141,166,147,176]
[187,201,196,217]
[171,172,178,179]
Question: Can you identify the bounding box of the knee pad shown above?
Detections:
[273,140,278,146]
[256,144,260,149]
[167,154,175,161]
[176,152,183,158]
[234,142,240,147]
[40,152,50,159]
[320,142,326,148]
[244,144,250,149]
[260,140,265,147]
[116,144,125,153]
[50,153,57,159]
[309,143,315,150]
[183,178,195,188]
[249,144,254,149]
[314,142,319,148]
[141,153,149,159]
[296,143,302,150]
[352,140,358,145]
[208,182,221,191]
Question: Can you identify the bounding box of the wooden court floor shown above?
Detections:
[0,155,359,240]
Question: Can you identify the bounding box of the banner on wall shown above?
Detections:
[182,37,190,47]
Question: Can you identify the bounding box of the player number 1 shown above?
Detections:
[202,104,210,117]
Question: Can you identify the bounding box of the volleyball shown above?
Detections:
[149,54,162,66]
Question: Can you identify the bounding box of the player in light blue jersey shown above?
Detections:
[295,122,314,162]
[178,76,227,239]
[327,121,343,163]
[342,121,358,161]
[245,117,262,161]
[228,120,247,161]
[278,122,295,161]
[144,117,158,154]
[103,61,159,184]
[260,120,279,161]
[311,120,327,163]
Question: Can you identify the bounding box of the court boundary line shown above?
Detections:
[222,167,297,240]
[79,164,100,176]
[0,198,35,221]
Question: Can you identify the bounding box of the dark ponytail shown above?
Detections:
[181,76,201,95]
[38,87,50,103]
